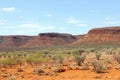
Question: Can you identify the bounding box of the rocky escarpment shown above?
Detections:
[0,26,120,49]
[74,26,120,44]
[22,33,76,48]
[0,36,34,48]
[0,33,76,49]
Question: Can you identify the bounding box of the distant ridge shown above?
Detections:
[0,26,120,49]
[0,33,76,49]
[73,26,120,44]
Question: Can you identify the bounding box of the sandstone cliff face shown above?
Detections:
[0,27,119,49]
[0,33,76,49]
[74,26,120,44]
[0,36,34,48]
[22,33,76,48]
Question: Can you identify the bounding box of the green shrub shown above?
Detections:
[0,58,17,67]
[91,59,104,73]
[114,51,120,64]
[32,67,45,75]
[74,50,87,66]
[25,53,50,66]
[95,52,102,60]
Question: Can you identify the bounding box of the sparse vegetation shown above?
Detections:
[32,67,46,75]
[7,74,16,80]
[91,59,105,73]
[52,66,65,73]
[95,51,102,60]
[114,50,120,64]
[73,50,87,66]
[0,46,120,80]
[0,58,18,67]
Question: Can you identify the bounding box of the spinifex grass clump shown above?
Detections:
[0,58,17,67]
[25,53,50,66]
[73,49,87,66]
[32,67,46,75]
[54,54,64,65]
[95,52,102,60]
[114,50,120,64]
[91,59,105,73]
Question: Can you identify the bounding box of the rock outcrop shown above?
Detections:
[22,33,76,48]
[0,36,34,48]
[0,33,76,49]
[74,26,120,44]
[0,26,120,49]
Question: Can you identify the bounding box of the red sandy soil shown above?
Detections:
[0,65,120,80]
[1,53,120,80]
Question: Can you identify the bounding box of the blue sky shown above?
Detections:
[0,0,120,35]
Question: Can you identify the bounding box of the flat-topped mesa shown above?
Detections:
[39,33,76,39]
[88,26,120,34]
[0,33,77,49]
[73,26,120,44]
[0,36,34,48]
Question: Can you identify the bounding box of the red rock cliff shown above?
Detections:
[22,33,76,48]
[0,33,76,49]
[74,26,120,44]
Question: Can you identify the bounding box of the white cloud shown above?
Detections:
[104,21,120,25]
[40,26,54,30]
[104,17,112,21]
[47,14,52,17]
[67,17,88,27]
[104,17,120,25]
[67,17,79,24]
[19,16,24,19]
[0,20,7,25]
[67,18,79,24]
[76,23,88,27]
[18,23,55,30]
[19,23,39,28]
[0,23,56,35]
[2,7,16,12]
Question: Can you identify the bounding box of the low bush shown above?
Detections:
[25,53,50,66]
[0,58,18,67]
[74,50,87,66]
[95,52,102,60]
[114,51,120,64]
[91,59,105,73]
[32,67,45,75]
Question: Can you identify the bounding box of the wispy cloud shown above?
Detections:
[67,18,79,24]
[104,17,120,25]
[40,26,55,30]
[19,23,39,28]
[104,17,119,24]
[0,20,7,25]
[19,16,24,19]
[76,23,88,27]
[67,17,88,27]
[104,21,120,25]
[1,23,56,35]
[104,17,112,21]
[18,23,55,30]
[2,7,16,12]
[47,14,53,17]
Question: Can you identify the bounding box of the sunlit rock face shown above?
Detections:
[0,33,76,49]
[73,26,120,44]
